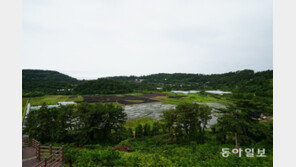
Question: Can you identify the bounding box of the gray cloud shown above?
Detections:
[23,0,272,79]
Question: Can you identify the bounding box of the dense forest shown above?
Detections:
[23,69,272,98]
[22,70,79,96]
[73,79,133,95]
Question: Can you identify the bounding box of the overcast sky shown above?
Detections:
[23,0,273,79]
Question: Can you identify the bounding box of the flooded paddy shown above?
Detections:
[171,90,200,94]
[123,102,175,120]
[30,101,77,110]
[29,99,226,128]
[124,102,227,127]
[205,90,232,95]
[171,90,232,95]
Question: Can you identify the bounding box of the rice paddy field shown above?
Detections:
[160,93,230,105]
[23,92,230,107]
[28,95,83,106]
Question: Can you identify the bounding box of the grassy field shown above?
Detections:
[161,93,227,105]
[126,92,144,96]
[29,95,83,106]
[124,117,159,130]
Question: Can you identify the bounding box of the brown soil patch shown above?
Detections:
[151,96,168,100]
[113,145,133,152]
[80,93,167,105]
[168,95,185,98]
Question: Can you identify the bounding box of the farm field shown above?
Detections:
[160,93,229,105]
[25,92,228,106]
[28,95,83,106]
[80,93,163,105]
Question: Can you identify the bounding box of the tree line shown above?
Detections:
[24,103,132,145]
[23,69,273,100]
[24,100,272,149]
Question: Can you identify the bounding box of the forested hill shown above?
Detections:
[73,79,132,95]
[22,69,272,97]
[22,69,79,96]
[107,70,273,95]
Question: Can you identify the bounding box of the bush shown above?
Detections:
[112,127,133,143]
[65,148,123,167]
[143,123,151,136]
[152,122,160,136]
[135,124,144,138]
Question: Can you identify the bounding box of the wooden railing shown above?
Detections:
[35,146,64,167]
[23,137,64,167]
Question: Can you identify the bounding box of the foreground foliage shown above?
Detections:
[24,103,130,144]
[64,136,272,167]
[24,101,273,166]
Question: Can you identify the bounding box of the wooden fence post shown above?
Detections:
[43,157,47,167]
[61,145,64,162]
[49,144,52,157]
[29,138,32,147]
[37,144,41,161]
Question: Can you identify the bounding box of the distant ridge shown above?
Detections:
[22,69,79,96]
[22,69,272,97]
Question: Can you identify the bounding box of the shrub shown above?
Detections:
[143,123,151,136]
[135,124,144,138]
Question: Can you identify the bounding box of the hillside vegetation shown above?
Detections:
[23,69,272,98]
[22,69,79,96]
[74,79,133,95]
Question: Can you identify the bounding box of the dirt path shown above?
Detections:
[22,146,40,167]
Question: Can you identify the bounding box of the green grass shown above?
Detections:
[161,93,224,104]
[125,100,144,103]
[124,117,159,130]
[162,91,177,96]
[126,92,144,96]
[30,95,83,106]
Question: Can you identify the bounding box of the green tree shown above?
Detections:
[152,122,160,136]
[215,100,261,147]
[76,103,127,144]
[143,123,151,136]
[24,103,59,143]
[56,105,76,142]
[135,124,143,138]
[162,103,212,143]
